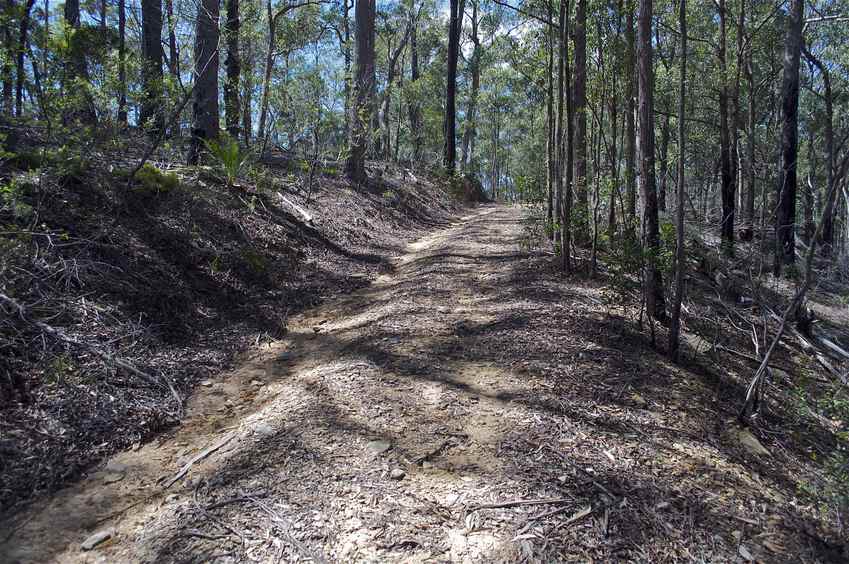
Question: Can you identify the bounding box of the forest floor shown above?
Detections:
[2,205,846,563]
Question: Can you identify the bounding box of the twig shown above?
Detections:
[251,497,329,564]
[0,291,182,412]
[162,433,236,489]
[543,445,618,500]
[468,497,572,511]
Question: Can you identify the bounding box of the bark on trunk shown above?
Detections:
[346,0,375,182]
[2,0,14,114]
[224,0,240,137]
[460,0,480,173]
[140,0,165,134]
[442,0,464,172]
[573,0,588,244]
[637,0,665,320]
[118,0,127,125]
[773,0,803,275]
[14,0,35,116]
[718,0,735,256]
[669,0,686,360]
[187,0,220,165]
[658,114,670,212]
[624,0,637,232]
[408,6,422,162]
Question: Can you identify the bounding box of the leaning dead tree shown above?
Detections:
[739,155,842,422]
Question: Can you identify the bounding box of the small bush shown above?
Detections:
[204,134,249,186]
[242,249,268,274]
[8,150,45,171]
[133,163,180,194]
[0,178,36,220]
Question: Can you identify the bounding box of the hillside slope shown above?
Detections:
[0,143,460,516]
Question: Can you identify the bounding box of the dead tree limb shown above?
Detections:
[0,291,182,412]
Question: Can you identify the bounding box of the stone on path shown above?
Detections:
[389,468,406,480]
[366,440,391,455]
[81,529,115,551]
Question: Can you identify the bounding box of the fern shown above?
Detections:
[204,134,249,186]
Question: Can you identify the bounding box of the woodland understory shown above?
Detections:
[1,0,849,561]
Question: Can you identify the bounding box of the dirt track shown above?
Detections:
[1,205,839,563]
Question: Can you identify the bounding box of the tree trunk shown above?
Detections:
[140,0,165,134]
[460,0,480,173]
[2,0,14,114]
[624,0,637,232]
[803,44,836,257]
[242,16,253,144]
[741,0,755,240]
[187,0,220,165]
[554,0,566,252]
[443,0,464,173]
[63,0,96,123]
[573,0,588,244]
[658,113,670,211]
[258,0,275,142]
[718,0,735,256]
[118,0,127,125]
[166,0,179,78]
[408,5,422,162]
[14,0,35,116]
[342,0,351,136]
[545,0,554,230]
[773,0,803,275]
[379,25,410,160]
[224,0,241,137]
[669,0,686,360]
[637,0,665,320]
[346,0,375,182]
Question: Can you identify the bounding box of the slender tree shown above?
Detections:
[187,0,221,164]
[460,0,481,173]
[118,0,127,125]
[718,0,734,256]
[773,0,803,275]
[14,0,36,116]
[573,0,588,244]
[637,0,665,320]
[669,0,686,360]
[443,0,464,172]
[224,0,241,137]
[624,0,637,232]
[408,3,422,162]
[346,0,376,182]
[140,0,165,133]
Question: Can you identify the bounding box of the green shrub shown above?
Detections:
[242,249,267,274]
[0,178,36,220]
[204,134,249,186]
[133,163,180,194]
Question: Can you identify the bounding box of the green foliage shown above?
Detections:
[133,163,180,194]
[45,354,76,385]
[0,178,36,220]
[7,150,45,171]
[242,249,268,274]
[606,231,643,310]
[53,146,89,185]
[204,135,250,186]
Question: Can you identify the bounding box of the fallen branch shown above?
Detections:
[277,192,314,224]
[162,432,236,489]
[0,291,182,412]
[544,446,619,500]
[468,497,572,512]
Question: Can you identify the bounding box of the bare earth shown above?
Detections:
[1,205,840,563]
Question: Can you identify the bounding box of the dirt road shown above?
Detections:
[1,205,830,563]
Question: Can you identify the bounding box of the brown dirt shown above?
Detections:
[1,205,845,563]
